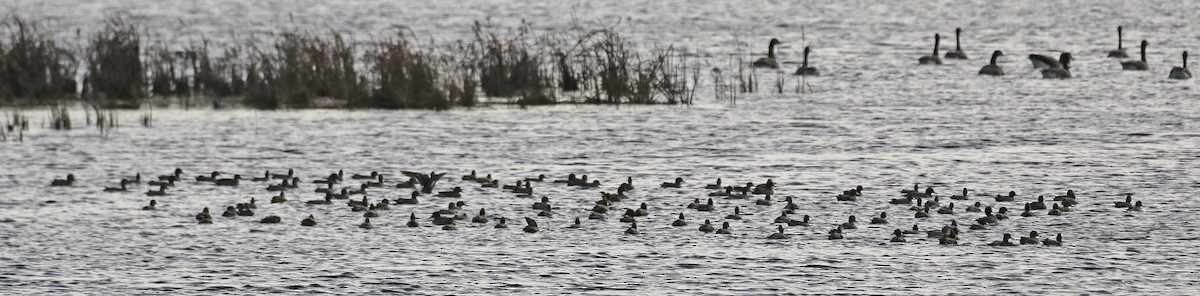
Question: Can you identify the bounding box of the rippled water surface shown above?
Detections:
[3,0,1200,294]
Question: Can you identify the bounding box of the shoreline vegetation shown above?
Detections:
[0,16,713,111]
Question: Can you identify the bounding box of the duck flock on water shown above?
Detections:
[48,167,1148,247]
[755,26,1192,80]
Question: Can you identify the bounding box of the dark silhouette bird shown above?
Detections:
[402,171,446,193]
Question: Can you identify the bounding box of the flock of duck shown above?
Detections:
[48,166,1149,246]
[756,26,1192,79]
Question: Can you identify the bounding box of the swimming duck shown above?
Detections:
[687,198,702,209]
[366,175,385,187]
[494,217,509,229]
[925,196,941,208]
[360,217,374,229]
[195,207,213,223]
[145,185,168,196]
[1030,196,1047,210]
[588,211,605,220]
[461,170,476,181]
[995,191,1016,202]
[260,215,281,224]
[314,182,334,194]
[348,183,369,195]
[908,198,924,211]
[525,174,546,182]
[1020,203,1036,217]
[671,213,687,226]
[716,222,732,234]
[375,200,391,211]
[1042,53,1073,79]
[795,46,820,76]
[538,208,554,217]
[827,226,844,240]
[147,178,175,187]
[220,205,237,217]
[976,206,998,225]
[907,187,936,199]
[1053,189,1077,201]
[937,203,955,215]
[752,180,775,195]
[306,193,332,205]
[945,28,968,59]
[836,190,857,202]
[619,177,635,191]
[481,180,499,188]
[158,168,183,181]
[727,188,751,199]
[890,229,907,243]
[705,178,723,189]
[123,173,142,184]
[966,202,982,212]
[661,177,684,188]
[330,188,350,200]
[407,213,420,227]
[949,188,970,200]
[752,38,782,69]
[472,209,490,223]
[938,227,959,245]
[431,212,454,226]
[271,192,287,203]
[142,200,157,210]
[266,179,291,191]
[841,216,858,230]
[395,177,417,188]
[395,191,420,205]
[1020,231,1040,245]
[313,173,340,185]
[913,205,930,218]
[533,196,552,211]
[353,171,379,180]
[271,169,295,180]
[441,219,458,231]
[633,203,650,216]
[437,187,463,198]
[696,198,715,212]
[774,211,793,224]
[1170,51,1192,79]
[995,206,1010,220]
[1042,233,1063,246]
[890,196,913,205]
[246,198,257,209]
[523,217,539,233]
[870,212,888,224]
[104,179,129,192]
[301,214,317,226]
[699,219,716,233]
[918,34,944,65]
[1121,40,1149,70]
[567,218,582,229]
[195,171,221,182]
[1109,26,1130,58]
[252,171,271,182]
[402,171,445,193]
[1048,204,1063,216]
[1126,201,1143,212]
[786,215,810,227]
[726,207,743,220]
[50,174,76,187]
[1114,194,1133,208]
[988,233,1017,246]
[767,225,786,239]
[619,210,637,223]
[756,194,773,205]
[555,173,578,185]
[903,224,921,235]
[625,221,640,235]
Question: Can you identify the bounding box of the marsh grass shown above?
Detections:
[84,17,144,108]
[0,17,78,105]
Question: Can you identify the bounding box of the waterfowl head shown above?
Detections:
[455,201,467,208]
[734,206,741,214]
[479,208,487,216]
[706,198,714,205]
[933,33,941,55]
[721,222,730,229]
[954,28,963,50]
[1134,201,1143,207]
[1184,51,1189,68]
[880,212,887,219]
[1060,52,1073,70]
[848,215,857,223]
[1002,233,1013,241]
[802,215,810,223]
[1139,40,1149,61]
[893,229,903,236]
[149,200,157,206]
[984,206,993,215]
[911,224,919,231]
[1117,26,1123,48]
[499,217,508,224]
[678,213,685,220]
[767,38,781,58]
[1029,230,1039,238]
[998,207,1009,214]
[640,202,648,210]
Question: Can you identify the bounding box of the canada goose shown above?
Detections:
[787,215,811,227]
[260,215,281,224]
[271,169,294,180]
[841,216,858,230]
[633,203,649,216]
[567,217,582,229]
[495,217,509,229]
[697,198,715,212]
[1043,233,1063,246]
[1109,26,1130,58]
[472,208,489,223]
[1170,51,1192,79]
[1042,53,1074,79]
[625,221,640,235]
[395,191,420,205]
[671,213,687,226]
[1121,40,1149,70]
[903,224,921,235]
[995,191,1017,202]
[360,217,374,229]
[215,174,241,186]
[141,200,157,210]
[989,233,1016,246]
[726,207,743,220]
[716,222,732,234]
[795,46,819,76]
[979,51,1005,76]
[306,193,332,205]
[1029,52,1065,69]
[1114,194,1133,208]
[661,177,683,188]
[767,225,787,239]
[827,226,844,240]
[705,178,723,189]
[103,179,129,192]
[752,38,781,68]
[937,203,955,215]
[870,212,888,224]
[441,220,458,231]
[1127,201,1143,212]
[145,185,168,196]
[699,219,715,233]
[918,34,944,65]
[271,192,287,203]
[195,207,213,223]
[195,171,221,182]
[1020,231,1040,245]
[890,229,907,243]
[437,187,463,198]
[252,171,271,182]
[50,174,76,186]
[301,214,317,226]
[944,28,968,59]
[402,171,445,193]
[523,217,539,233]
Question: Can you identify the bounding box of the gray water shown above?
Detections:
[3,0,1200,294]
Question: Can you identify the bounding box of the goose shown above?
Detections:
[1048,203,1063,216]
[353,171,379,180]
[402,171,445,193]
[786,215,811,227]
[1042,53,1074,79]
[472,208,489,223]
[705,178,723,189]
[348,183,369,195]
[523,217,539,233]
[195,207,213,223]
[306,193,332,205]
[431,212,454,226]
[625,221,640,235]
[907,187,936,199]
[671,213,688,226]
[890,229,907,243]
[147,178,174,187]
[966,202,982,212]
[366,175,385,187]
[618,177,635,191]
[756,194,773,205]
[827,226,844,240]
[1169,51,1192,79]
[441,219,458,231]
[699,219,715,233]
[271,169,294,180]
[214,175,241,186]
[870,212,888,224]
[437,187,463,198]
[633,203,649,216]
[1042,233,1063,246]
[260,215,281,224]
[395,177,417,188]
[660,177,683,188]
[979,51,1005,76]
[725,207,743,220]
[696,198,715,212]
[995,191,1016,202]
[360,217,374,229]
[937,203,955,215]
[716,222,732,234]
[1020,203,1037,217]
[567,217,582,229]
[1121,40,1149,70]
[774,211,793,224]
[406,213,420,227]
[1109,26,1130,58]
[494,217,509,229]
[103,180,129,192]
[945,28,968,59]
[252,171,271,182]
[795,46,819,76]
[301,214,317,226]
[841,215,858,230]
[525,174,546,182]
[903,224,921,235]
[1029,52,1065,69]
[918,34,944,65]
[145,185,168,196]
[989,233,1017,246]
[195,171,221,182]
[1127,201,1143,212]
[752,38,782,68]
[50,174,76,186]
[767,225,786,239]
[141,200,157,210]
[1114,194,1133,208]
[1020,231,1040,245]
[395,191,420,205]
[158,168,183,181]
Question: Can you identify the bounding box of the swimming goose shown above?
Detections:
[441,219,458,231]
[271,169,294,180]
[260,215,281,224]
[1020,231,1040,245]
[903,224,921,235]
[726,207,744,220]
[1042,233,1063,246]
[360,217,374,229]
[142,200,157,210]
[145,185,169,196]
[104,179,129,192]
[786,215,811,227]
[252,171,271,182]
[366,175,385,187]
[890,229,907,243]
[306,193,332,205]
[353,171,378,180]
[402,171,445,193]
[671,213,687,226]
[215,174,241,186]
[633,203,649,216]
[938,226,959,244]
[937,203,955,215]
[1021,203,1037,217]
[196,171,222,182]
[494,217,509,229]
[50,174,76,186]
[841,216,858,230]
[431,212,454,226]
[767,225,787,239]
[995,191,1016,202]
[907,187,936,199]
[1042,53,1073,79]
[406,213,420,227]
[995,207,1010,220]
[1048,203,1063,216]
[533,196,552,211]
[945,28,968,59]
[775,211,793,224]
[795,46,819,76]
[625,221,640,235]
[472,208,489,223]
[196,207,213,224]
[660,177,683,188]
[705,178,723,189]
[271,192,288,203]
[687,198,702,209]
[395,191,420,205]
[158,168,182,181]
[827,226,844,240]
[697,198,715,212]
[567,217,582,229]
[461,170,476,181]
[988,233,1016,246]
[1109,26,1130,58]
[918,34,944,65]
[301,214,317,226]
[1114,194,1133,208]
[437,187,463,198]
[147,178,174,187]
[752,38,782,68]
[619,177,635,192]
[976,206,998,225]
[870,212,888,224]
[979,51,1005,76]
[1121,40,1149,70]
[966,201,982,212]
[699,219,716,233]
[1170,51,1192,79]
[716,222,732,234]
[523,217,539,233]
[347,184,369,195]
[395,177,417,188]
[525,174,546,182]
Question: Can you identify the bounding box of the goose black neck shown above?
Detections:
[955,31,962,51]
[1118,28,1123,49]
[1185,52,1189,68]
[802,49,810,67]
[768,42,776,59]
[933,35,940,55]
[1141,43,1147,63]
[989,51,999,65]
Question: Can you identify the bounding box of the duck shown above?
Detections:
[306,193,332,205]
[949,188,970,200]
[252,171,271,182]
[909,198,924,211]
[752,38,782,69]
[913,205,930,218]
[402,171,445,193]
[1121,40,1149,70]
[472,208,490,223]
[437,187,463,198]
[359,217,374,229]
[1109,26,1130,58]
[523,217,539,233]
[995,207,1010,220]
[220,206,236,217]
[347,183,369,195]
[123,173,142,184]
[945,28,968,59]
[995,191,1016,202]
[260,215,281,224]
[314,182,334,194]
[716,222,732,234]
[625,221,640,235]
[494,217,509,229]
[271,192,287,203]
[1042,53,1074,79]
[1170,51,1192,79]
[556,173,578,185]
[660,177,683,188]
[870,212,888,224]
[266,179,291,191]
[1127,201,1143,212]
[966,201,982,212]
[1048,203,1063,216]
[767,225,787,239]
[354,171,380,180]
[827,226,844,240]
[696,198,715,212]
[918,34,944,65]
[271,169,295,180]
[1043,233,1063,246]
[147,178,175,187]
[907,187,936,199]
[141,200,157,210]
[195,207,213,223]
[938,227,959,245]
[619,177,635,192]
[756,194,773,205]
[619,210,637,223]
[989,233,1017,247]
[890,196,913,205]
[395,191,420,205]
[195,171,221,182]
[976,206,998,225]
[313,173,340,185]
[233,206,251,217]
[752,180,775,195]
[795,46,819,76]
[374,200,391,211]
[103,179,129,192]
[705,178,723,189]
[330,188,350,199]
[836,190,858,202]
[533,196,552,211]
[1020,231,1040,245]
[937,203,955,215]
[841,215,858,230]
[50,174,76,187]
[441,219,458,231]
[1054,189,1077,201]
[699,219,715,233]
[671,213,687,226]
[890,229,907,243]
[903,224,921,235]
[633,203,650,216]
[1029,52,1065,69]
[774,211,793,224]
[538,208,554,217]
[1030,196,1048,210]
[588,211,606,220]
[481,180,499,188]
[567,217,582,229]
[525,174,546,182]
[1020,203,1037,217]
[1114,194,1133,208]
[726,188,751,199]
[366,175,385,187]
[431,212,454,226]
[461,170,477,181]
[301,214,317,226]
[395,177,417,188]
[145,185,168,196]
[687,198,702,209]
[725,207,744,220]
[215,174,241,186]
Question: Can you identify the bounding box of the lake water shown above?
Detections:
[2,0,1200,294]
